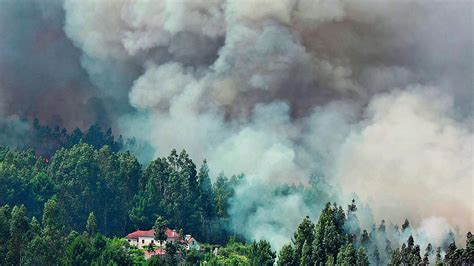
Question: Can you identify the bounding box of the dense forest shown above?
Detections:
[277,203,473,265]
[0,121,472,265]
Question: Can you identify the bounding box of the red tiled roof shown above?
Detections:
[165,228,179,238]
[126,228,179,239]
[126,229,154,238]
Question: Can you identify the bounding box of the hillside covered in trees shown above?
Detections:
[0,122,472,265]
[0,122,240,242]
[1,0,473,264]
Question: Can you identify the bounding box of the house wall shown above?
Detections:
[127,236,158,249]
[138,236,157,249]
[187,240,200,250]
[128,236,178,249]
[167,237,177,244]
[127,238,139,247]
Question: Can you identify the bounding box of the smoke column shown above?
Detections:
[1,0,472,249]
[0,0,116,129]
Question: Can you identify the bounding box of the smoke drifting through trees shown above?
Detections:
[1,0,472,249]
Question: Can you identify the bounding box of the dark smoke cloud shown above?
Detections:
[0,0,116,129]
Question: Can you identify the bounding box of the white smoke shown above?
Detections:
[62,0,473,248]
[334,86,474,232]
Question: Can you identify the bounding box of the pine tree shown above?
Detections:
[42,199,65,265]
[326,255,335,266]
[372,246,381,266]
[293,216,314,265]
[336,246,345,265]
[212,172,233,219]
[412,245,422,265]
[426,243,433,255]
[435,247,443,266]
[65,234,95,265]
[356,248,369,266]
[343,243,357,265]
[197,160,214,218]
[249,240,276,266]
[399,243,408,264]
[401,218,410,231]
[29,217,41,239]
[23,235,49,265]
[360,229,369,247]
[300,240,312,266]
[278,244,294,266]
[86,212,97,237]
[153,216,168,246]
[197,160,214,240]
[444,242,455,263]
[345,199,360,239]
[7,205,29,265]
[407,235,414,250]
[42,199,63,237]
[333,204,346,232]
[422,244,432,266]
[0,205,11,263]
[463,232,474,264]
[312,203,344,264]
[389,248,401,265]
[323,223,341,260]
[422,251,430,265]
[378,220,386,233]
[348,199,357,212]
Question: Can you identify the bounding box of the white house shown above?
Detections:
[185,234,200,250]
[125,228,179,249]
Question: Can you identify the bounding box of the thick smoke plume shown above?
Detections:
[0,0,117,129]
[1,0,472,249]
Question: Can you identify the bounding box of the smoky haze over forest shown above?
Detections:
[0,0,472,249]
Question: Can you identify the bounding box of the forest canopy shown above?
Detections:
[0,121,472,265]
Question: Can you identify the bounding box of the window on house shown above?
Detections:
[142,239,145,244]
[151,240,154,244]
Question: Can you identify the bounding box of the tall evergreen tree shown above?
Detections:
[412,245,422,265]
[23,235,49,265]
[336,247,345,265]
[153,216,168,246]
[293,216,314,265]
[300,240,312,266]
[464,232,474,264]
[213,172,232,218]
[0,205,11,263]
[401,218,410,232]
[356,248,369,266]
[444,241,460,265]
[278,244,294,266]
[86,212,97,237]
[197,160,214,217]
[197,159,214,240]
[434,247,443,266]
[249,240,276,266]
[389,248,402,265]
[343,243,357,265]
[378,220,386,233]
[42,199,64,265]
[6,205,29,265]
[422,251,430,265]
[28,217,41,239]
